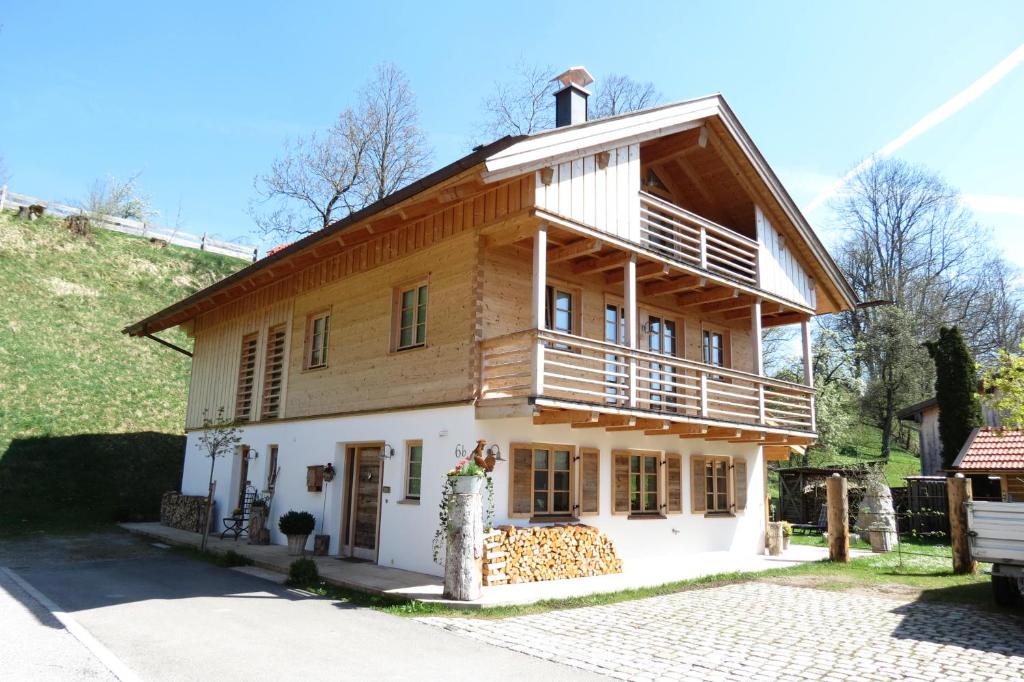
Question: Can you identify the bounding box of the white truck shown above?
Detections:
[967,500,1024,606]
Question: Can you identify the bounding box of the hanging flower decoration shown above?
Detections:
[322,463,337,482]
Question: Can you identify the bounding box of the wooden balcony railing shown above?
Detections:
[639,191,759,286]
[480,329,815,433]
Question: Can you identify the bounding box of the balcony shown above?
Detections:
[479,329,816,437]
[638,191,759,288]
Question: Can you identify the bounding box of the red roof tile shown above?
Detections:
[955,428,1024,470]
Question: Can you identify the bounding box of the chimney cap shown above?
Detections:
[552,66,594,91]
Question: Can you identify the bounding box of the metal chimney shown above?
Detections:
[552,67,594,127]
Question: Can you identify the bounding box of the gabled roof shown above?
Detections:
[896,397,939,420]
[953,427,1024,471]
[482,94,857,312]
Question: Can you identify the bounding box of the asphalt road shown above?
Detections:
[2,537,600,681]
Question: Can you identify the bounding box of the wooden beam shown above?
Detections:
[643,275,706,297]
[762,312,807,328]
[644,422,708,436]
[482,221,537,249]
[700,294,754,314]
[572,414,635,429]
[606,261,668,285]
[532,410,582,425]
[605,418,668,432]
[573,252,629,275]
[703,428,743,441]
[764,445,793,461]
[678,287,739,308]
[548,238,603,264]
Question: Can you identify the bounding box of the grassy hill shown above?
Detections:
[0,210,245,532]
[781,422,921,487]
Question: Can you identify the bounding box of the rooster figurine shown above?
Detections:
[471,439,488,470]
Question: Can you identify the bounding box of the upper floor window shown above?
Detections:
[395,283,428,351]
[703,328,728,368]
[234,333,259,421]
[305,311,330,369]
[545,285,576,335]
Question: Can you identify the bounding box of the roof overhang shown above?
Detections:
[482,94,857,312]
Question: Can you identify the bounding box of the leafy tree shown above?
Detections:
[981,341,1024,430]
[197,407,242,551]
[924,326,983,468]
[83,172,155,222]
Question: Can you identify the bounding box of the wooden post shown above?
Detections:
[752,299,765,425]
[947,474,977,575]
[443,487,483,601]
[826,473,849,562]
[531,224,547,396]
[624,254,638,407]
[801,317,816,432]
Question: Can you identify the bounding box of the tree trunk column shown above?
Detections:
[827,473,849,562]
[947,474,977,575]
[443,490,483,601]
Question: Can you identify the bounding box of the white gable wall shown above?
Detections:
[756,206,816,309]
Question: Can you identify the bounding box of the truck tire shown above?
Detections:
[992,574,1023,607]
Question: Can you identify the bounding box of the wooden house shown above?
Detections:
[127,68,856,576]
[897,395,1003,476]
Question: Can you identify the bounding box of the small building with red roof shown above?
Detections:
[952,427,1024,502]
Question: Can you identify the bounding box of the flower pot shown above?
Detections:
[449,475,485,495]
[868,527,895,553]
[783,535,791,550]
[286,533,309,556]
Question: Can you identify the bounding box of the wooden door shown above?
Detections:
[348,446,382,561]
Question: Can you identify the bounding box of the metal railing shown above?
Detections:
[638,191,758,286]
[480,328,815,432]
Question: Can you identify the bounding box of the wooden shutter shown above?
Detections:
[691,455,707,513]
[578,448,600,516]
[733,457,748,512]
[665,452,682,514]
[612,451,630,515]
[234,333,259,422]
[510,446,532,518]
[261,325,287,419]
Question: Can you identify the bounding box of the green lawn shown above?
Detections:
[776,422,921,488]
[0,210,245,533]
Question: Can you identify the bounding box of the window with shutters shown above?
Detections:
[305,311,330,369]
[690,455,747,515]
[394,281,428,351]
[577,448,600,516]
[234,333,259,422]
[509,443,575,519]
[612,449,664,517]
[260,325,286,419]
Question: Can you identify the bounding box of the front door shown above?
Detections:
[348,446,382,561]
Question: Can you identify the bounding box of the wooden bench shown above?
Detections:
[791,504,827,535]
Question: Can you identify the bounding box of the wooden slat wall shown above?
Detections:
[183,176,532,429]
[755,206,816,309]
[534,144,641,242]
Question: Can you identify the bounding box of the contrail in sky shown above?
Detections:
[804,43,1024,214]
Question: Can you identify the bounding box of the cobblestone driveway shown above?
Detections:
[419,582,1024,681]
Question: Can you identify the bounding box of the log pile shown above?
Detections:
[482,524,623,586]
[160,491,209,533]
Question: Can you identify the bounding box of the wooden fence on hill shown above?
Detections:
[0,185,257,261]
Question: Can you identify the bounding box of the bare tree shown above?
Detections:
[590,74,661,119]
[250,63,431,240]
[478,63,662,140]
[478,59,556,139]
[83,172,155,221]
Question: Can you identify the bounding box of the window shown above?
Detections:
[305,311,330,369]
[510,443,574,519]
[234,333,259,421]
[691,455,747,515]
[395,283,428,350]
[405,441,423,500]
[630,452,660,514]
[261,325,286,419]
[266,445,279,493]
[702,328,728,368]
[647,315,679,409]
[545,285,575,335]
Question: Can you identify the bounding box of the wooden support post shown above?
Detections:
[531,225,547,396]
[699,373,709,418]
[624,254,638,407]
[752,299,765,425]
[801,317,816,432]
[947,474,977,575]
[699,225,707,270]
[826,473,849,562]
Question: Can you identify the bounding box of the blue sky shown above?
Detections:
[2,2,1022,260]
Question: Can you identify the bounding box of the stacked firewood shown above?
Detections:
[482,524,623,585]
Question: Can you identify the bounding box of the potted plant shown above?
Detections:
[781,521,792,550]
[278,510,315,556]
[447,458,486,494]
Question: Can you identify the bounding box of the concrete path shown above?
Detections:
[124,522,858,608]
[7,545,600,681]
[421,581,1024,681]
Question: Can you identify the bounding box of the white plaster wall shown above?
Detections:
[180,405,765,576]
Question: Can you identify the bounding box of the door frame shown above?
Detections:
[342,441,385,562]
